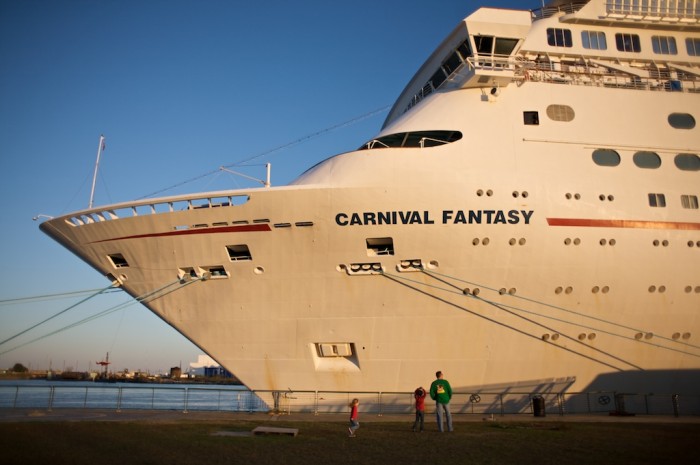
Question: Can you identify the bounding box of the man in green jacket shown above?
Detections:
[429,371,453,432]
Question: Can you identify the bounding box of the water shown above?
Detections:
[0,380,266,412]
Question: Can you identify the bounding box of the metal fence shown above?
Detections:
[1,384,698,417]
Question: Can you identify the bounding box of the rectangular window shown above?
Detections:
[442,51,463,75]
[616,33,641,52]
[652,36,678,55]
[582,31,607,50]
[474,35,494,54]
[523,111,539,125]
[456,39,472,59]
[686,38,700,56]
[226,244,252,261]
[648,193,666,207]
[366,237,394,256]
[494,37,519,55]
[681,195,699,209]
[108,253,129,268]
[547,28,573,47]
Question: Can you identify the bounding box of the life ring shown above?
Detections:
[598,395,611,405]
[469,394,481,403]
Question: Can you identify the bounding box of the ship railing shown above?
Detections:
[62,192,251,227]
[604,0,700,22]
[532,1,589,20]
[3,384,698,417]
[515,57,700,93]
[259,390,698,417]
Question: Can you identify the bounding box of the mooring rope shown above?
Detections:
[0,276,203,356]
[0,283,118,348]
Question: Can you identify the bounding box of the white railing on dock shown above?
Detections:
[1,384,697,417]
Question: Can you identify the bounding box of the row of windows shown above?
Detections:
[524,109,696,130]
[648,193,699,209]
[592,149,700,171]
[547,27,700,56]
[426,35,520,94]
[359,131,463,150]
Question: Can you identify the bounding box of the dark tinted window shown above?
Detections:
[668,113,696,129]
[592,149,621,167]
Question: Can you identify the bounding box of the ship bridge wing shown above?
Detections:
[383,7,532,129]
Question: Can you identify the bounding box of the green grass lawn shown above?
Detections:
[1,420,697,465]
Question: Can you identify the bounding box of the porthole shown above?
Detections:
[668,113,696,129]
[509,238,516,245]
[555,286,563,294]
[592,149,620,167]
[592,286,600,293]
[477,189,484,196]
[672,332,681,340]
[675,153,700,171]
[602,286,610,293]
[573,238,581,245]
[633,151,661,169]
[518,238,526,245]
[546,104,575,122]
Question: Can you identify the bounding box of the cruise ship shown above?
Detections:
[40,1,699,409]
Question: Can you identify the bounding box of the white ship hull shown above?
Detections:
[41,1,700,401]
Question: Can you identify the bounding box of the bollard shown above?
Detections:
[672,394,680,417]
[532,395,546,417]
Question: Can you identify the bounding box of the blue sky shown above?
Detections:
[0,0,525,374]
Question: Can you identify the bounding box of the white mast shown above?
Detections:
[88,134,105,209]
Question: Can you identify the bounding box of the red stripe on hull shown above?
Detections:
[547,218,700,230]
[90,223,271,243]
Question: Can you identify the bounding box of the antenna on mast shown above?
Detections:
[88,135,106,209]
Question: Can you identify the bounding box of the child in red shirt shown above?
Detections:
[348,398,359,437]
[412,387,426,432]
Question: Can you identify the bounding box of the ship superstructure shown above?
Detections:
[41,1,699,409]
